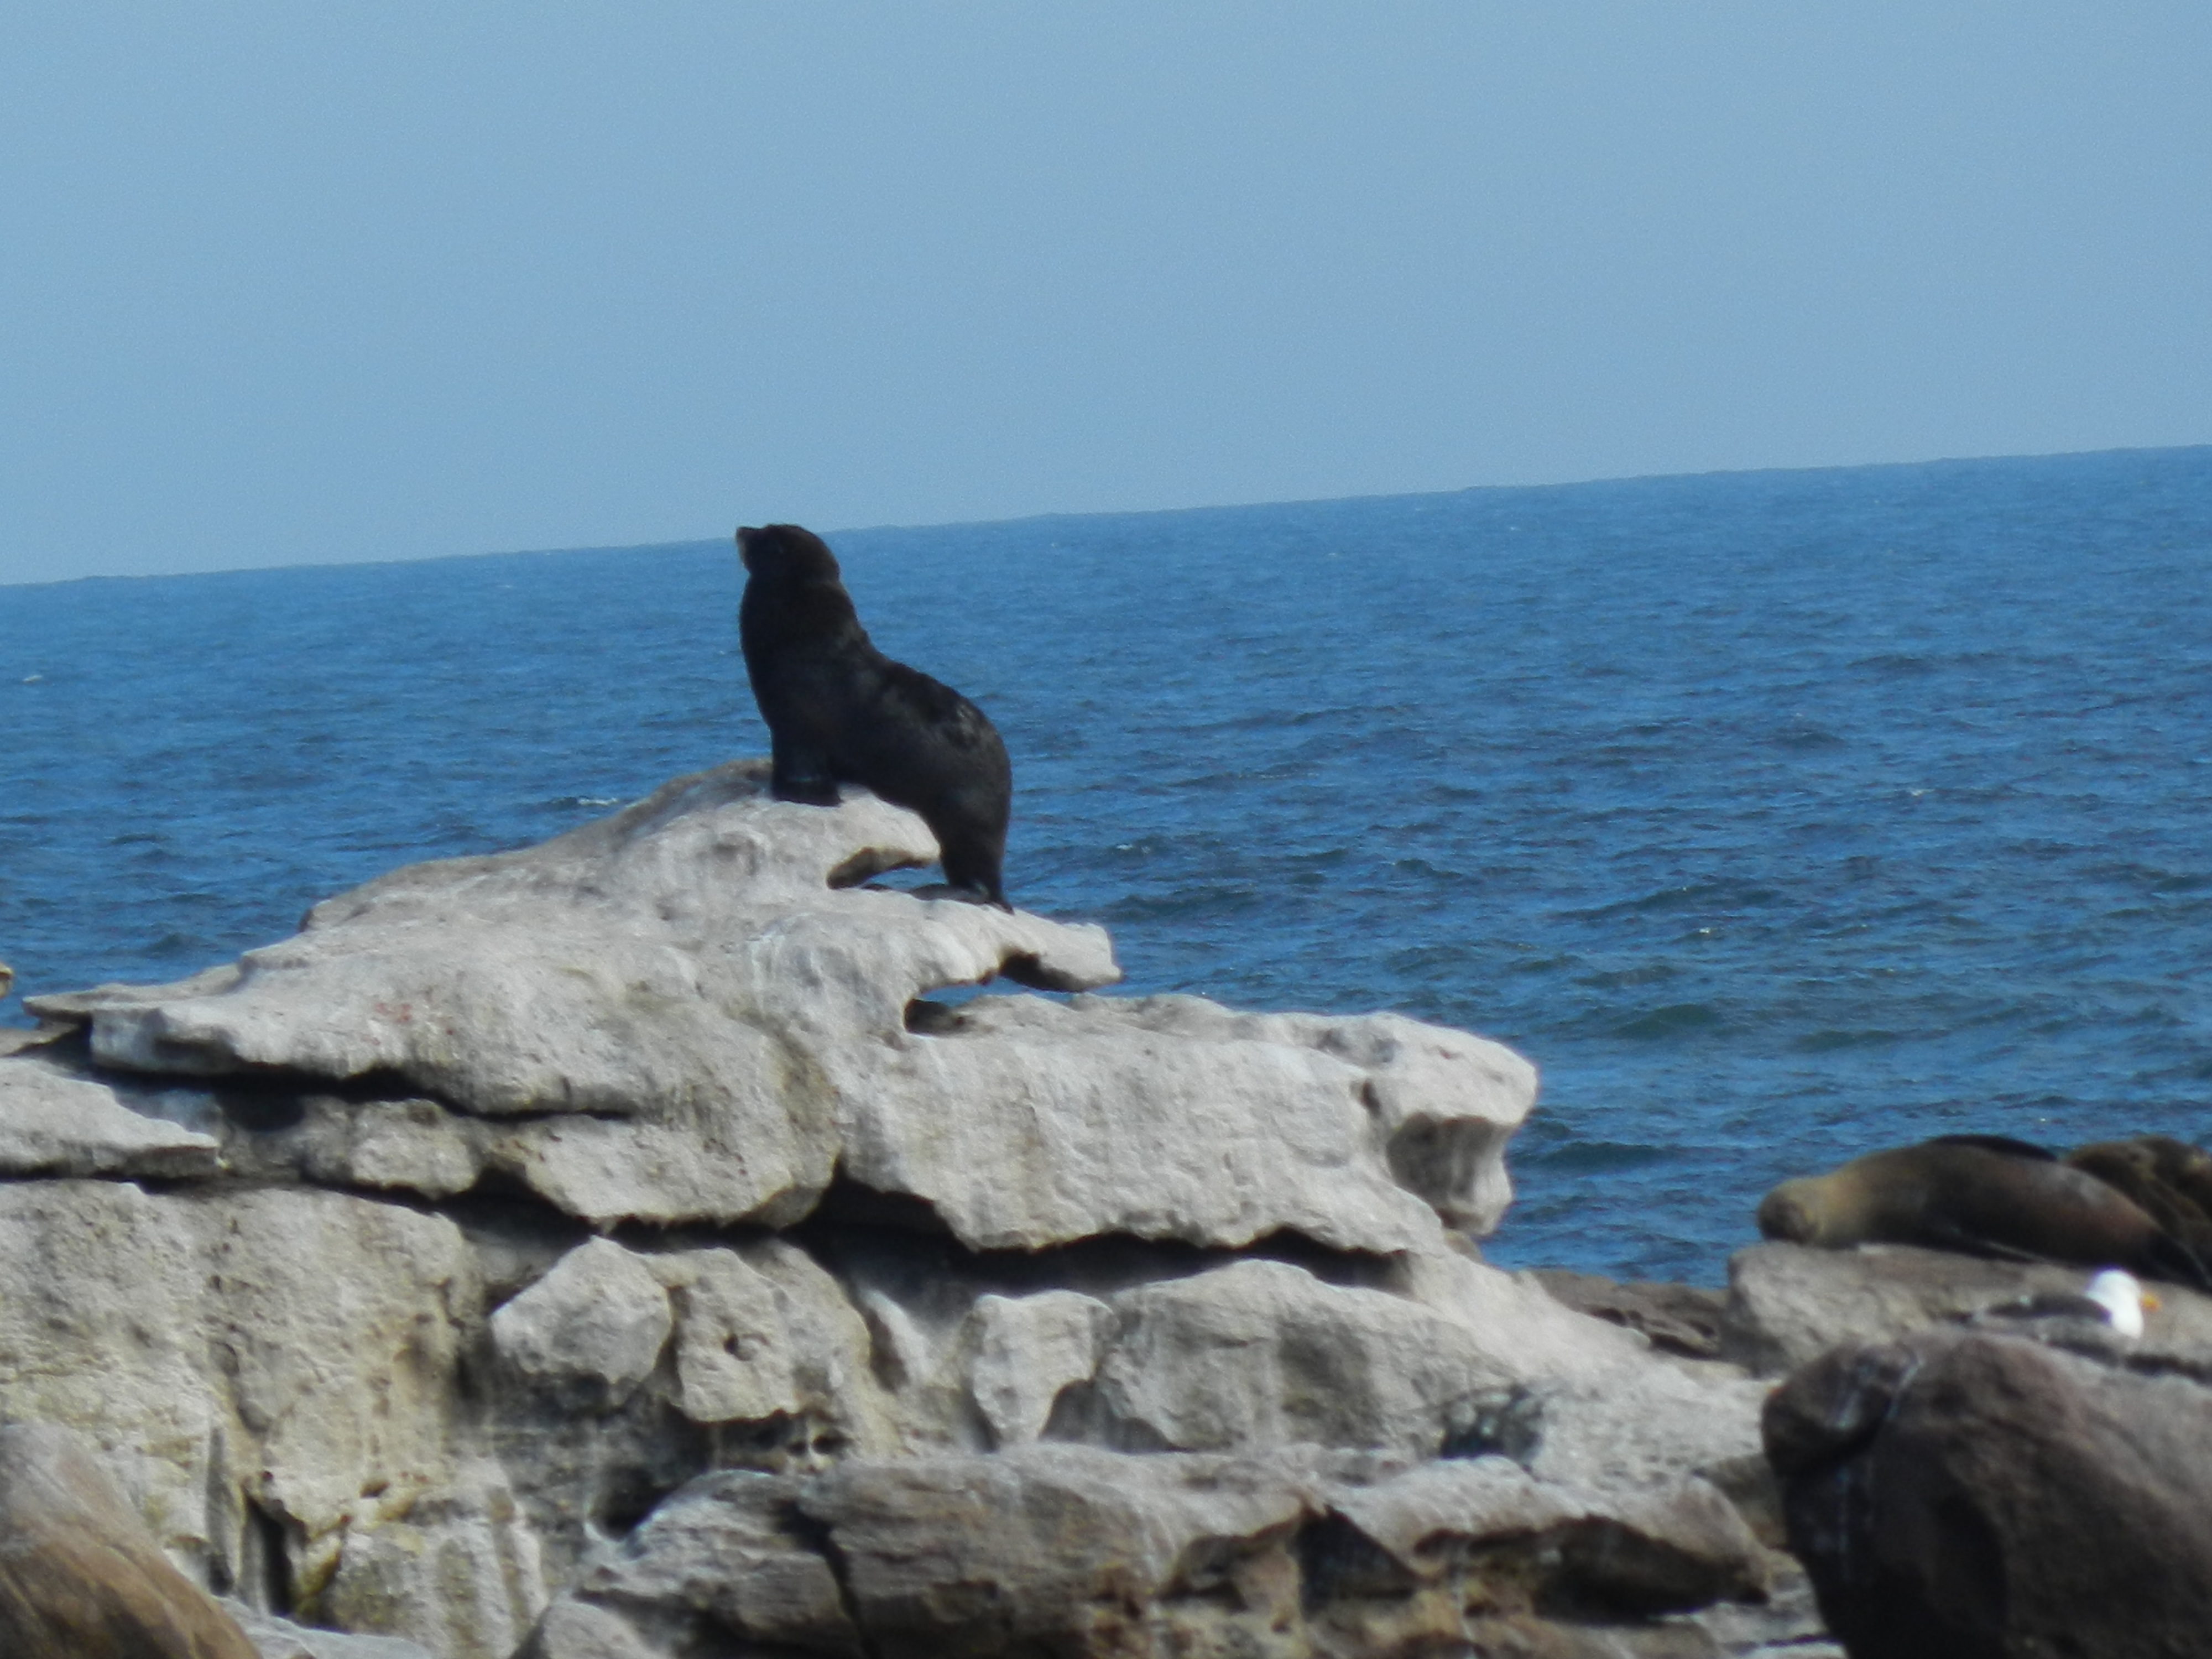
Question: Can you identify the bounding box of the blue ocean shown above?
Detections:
[4,447,2209,1283]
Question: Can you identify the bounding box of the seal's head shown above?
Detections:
[737,523,841,583]
[1756,1179,1824,1244]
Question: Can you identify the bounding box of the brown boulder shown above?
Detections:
[1764,1327,2212,1658]
[0,1422,259,1658]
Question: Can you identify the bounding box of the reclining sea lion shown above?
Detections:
[1756,1135,2212,1290]
[2065,1134,2212,1272]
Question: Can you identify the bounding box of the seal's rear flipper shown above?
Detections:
[2140,1229,2212,1293]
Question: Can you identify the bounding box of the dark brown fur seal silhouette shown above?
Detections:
[1756,1135,2212,1289]
[737,524,1013,907]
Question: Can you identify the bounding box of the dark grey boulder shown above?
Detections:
[1764,1327,2212,1658]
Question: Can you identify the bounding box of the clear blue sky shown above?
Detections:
[4,4,2208,584]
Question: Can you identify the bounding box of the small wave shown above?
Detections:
[1771,726,1849,753]
[1614,1002,1724,1040]
[1564,879,1782,921]
[1576,963,1679,991]
[1850,651,1936,676]
[1526,1138,1672,1175]
[1790,1027,1901,1053]
[1100,885,1265,924]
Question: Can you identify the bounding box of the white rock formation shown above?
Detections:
[0,1052,220,1178]
[491,1239,673,1411]
[0,763,1785,1657]
[25,761,1533,1252]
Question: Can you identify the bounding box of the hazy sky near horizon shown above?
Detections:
[4,6,2209,584]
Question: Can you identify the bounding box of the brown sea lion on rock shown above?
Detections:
[0,1422,259,1658]
[1756,1134,2212,1290]
[2066,1135,2212,1272]
[737,524,1014,908]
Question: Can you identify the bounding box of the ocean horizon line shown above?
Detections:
[6,439,2207,593]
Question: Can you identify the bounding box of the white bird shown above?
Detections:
[1968,1267,2156,1341]
[2084,1268,2153,1339]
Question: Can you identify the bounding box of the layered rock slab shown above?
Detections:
[24,761,1537,1249]
[0,1051,220,1180]
[524,1447,1770,1659]
[1724,1240,2212,1376]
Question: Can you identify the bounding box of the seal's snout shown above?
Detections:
[735,525,759,569]
[1757,1184,1817,1244]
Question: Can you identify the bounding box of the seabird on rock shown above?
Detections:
[1969,1267,2155,1342]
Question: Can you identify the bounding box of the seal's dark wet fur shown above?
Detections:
[737,524,1013,907]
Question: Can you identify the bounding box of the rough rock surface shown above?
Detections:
[1724,1239,2212,1376]
[0,1421,259,1658]
[523,1447,1768,1659]
[1766,1326,2212,1658]
[0,766,1790,1656]
[222,1600,437,1659]
[1533,1269,1728,1360]
[25,761,1535,1250]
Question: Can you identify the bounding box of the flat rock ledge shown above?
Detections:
[1,763,1796,1658]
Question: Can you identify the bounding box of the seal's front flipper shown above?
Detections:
[769,737,842,806]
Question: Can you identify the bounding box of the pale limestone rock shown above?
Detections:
[316,1476,545,1659]
[517,1600,663,1659]
[516,1447,1770,1658]
[1401,1245,1659,1375]
[24,765,1536,1252]
[185,1190,481,1567]
[1324,1455,1766,1609]
[491,1239,672,1411]
[963,1291,1113,1447]
[519,1472,861,1659]
[292,1099,481,1198]
[800,1446,1311,1653]
[837,991,1520,1252]
[1720,1239,2212,1376]
[195,1094,484,1201]
[652,1249,795,1425]
[0,1055,221,1179]
[646,1239,895,1453]
[222,1598,437,1659]
[34,759,1116,1092]
[1510,1363,1771,1496]
[0,1181,535,1659]
[0,1182,223,1567]
[0,763,1793,1655]
[471,1116,811,1230]
[29,762,1116,1232]
[1078,1259,1510,1457]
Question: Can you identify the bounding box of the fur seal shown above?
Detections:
[737,524,1013,907]
[1756,1134,2212,1289]
[2066,1134,2212,1272]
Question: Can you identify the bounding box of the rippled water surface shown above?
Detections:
[5,447,2210,1281]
